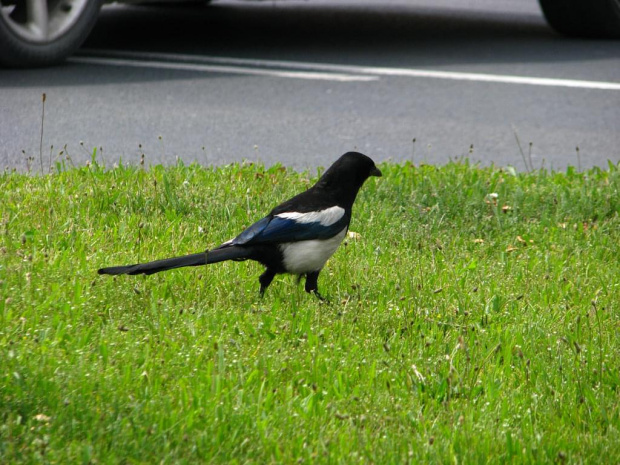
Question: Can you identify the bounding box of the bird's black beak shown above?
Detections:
[370,166,382,177]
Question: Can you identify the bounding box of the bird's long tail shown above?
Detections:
[98,246,248,276]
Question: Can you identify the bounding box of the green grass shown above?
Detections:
[1,158,619,463]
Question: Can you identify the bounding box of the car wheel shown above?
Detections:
[0,0,103,68]
[539,0,620,38]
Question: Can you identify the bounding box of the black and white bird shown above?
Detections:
[98,152,382,299]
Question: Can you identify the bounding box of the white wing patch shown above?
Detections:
[276,205,345,226]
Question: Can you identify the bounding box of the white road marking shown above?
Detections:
[68,56,378,82]
[360,67,620,90]
[78,49,620,90]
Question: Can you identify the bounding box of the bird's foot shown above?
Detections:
[312,290,330,303]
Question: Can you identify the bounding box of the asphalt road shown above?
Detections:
[1,0,619,171]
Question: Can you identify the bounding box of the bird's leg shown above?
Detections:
[305,271,326,301]
[258,268,276,297]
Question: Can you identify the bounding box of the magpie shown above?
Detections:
[98,151,382,299]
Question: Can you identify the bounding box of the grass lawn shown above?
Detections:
[1,157,619,463]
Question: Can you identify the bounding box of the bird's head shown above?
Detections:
[316,152,382,205]
[321,151,381,182]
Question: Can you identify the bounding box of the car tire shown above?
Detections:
[0,0,104,68]
[538,0,620,38]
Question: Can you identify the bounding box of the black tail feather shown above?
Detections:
[98,252,207,276]
[98,246,250,276]
[206,246,249,264]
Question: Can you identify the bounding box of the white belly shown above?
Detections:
[279,227,347,274]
